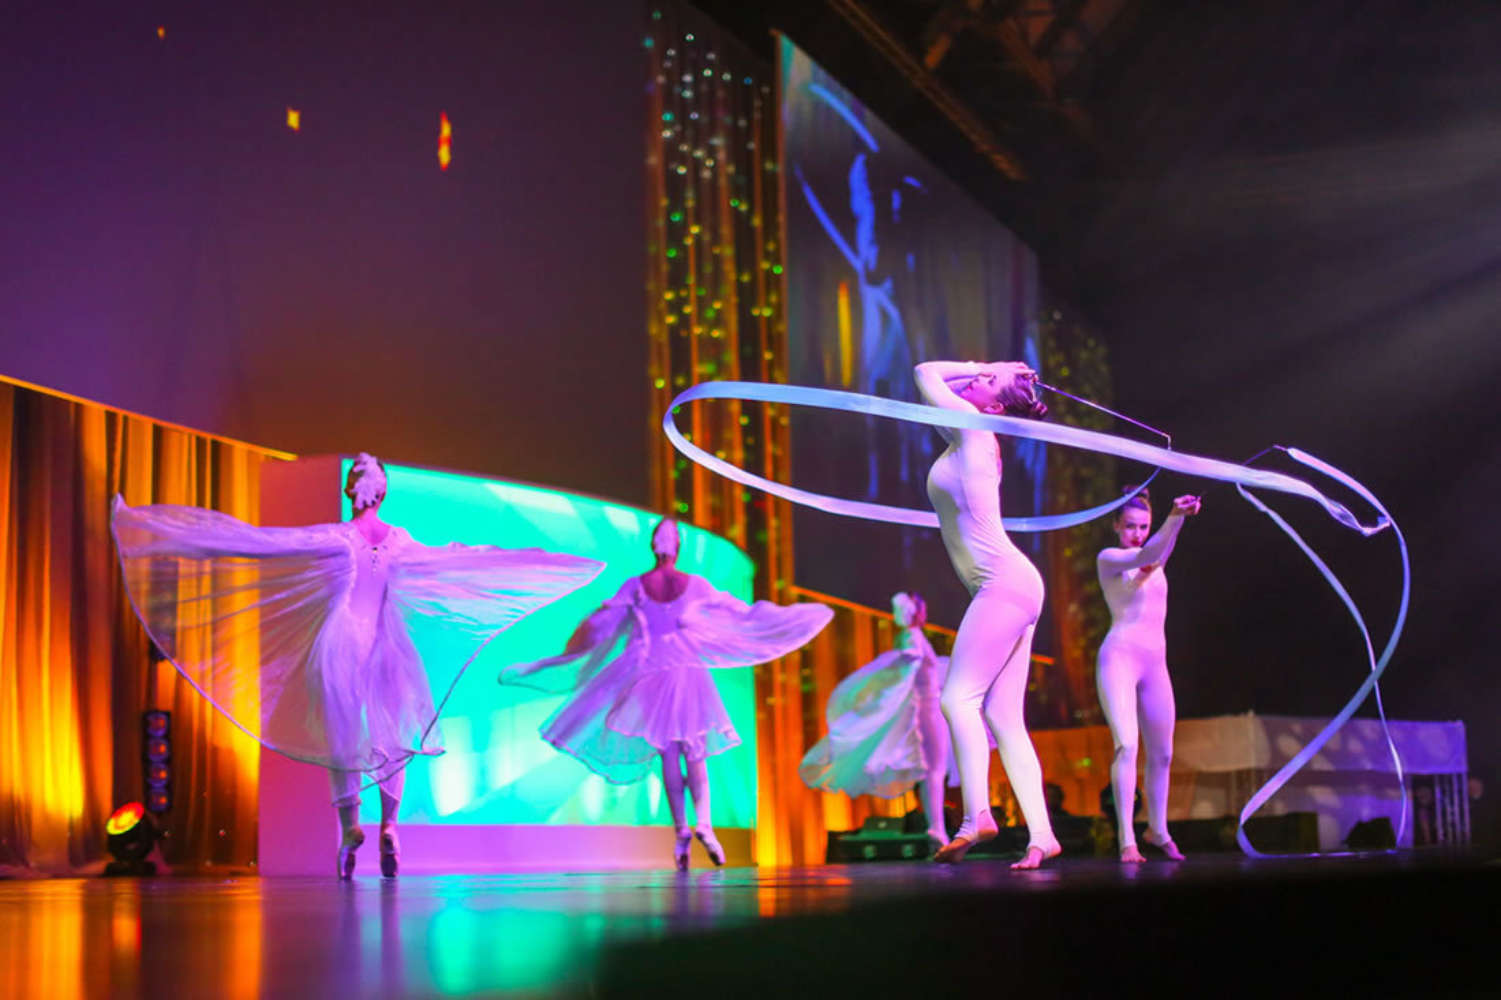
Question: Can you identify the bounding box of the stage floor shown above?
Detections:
[3,851,1495,997]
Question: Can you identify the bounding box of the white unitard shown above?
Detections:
[1096,513,1187,851]
[915,363,1056,851]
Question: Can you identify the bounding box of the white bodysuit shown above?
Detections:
[1096,513,1186,851]
[918,372,1055,851]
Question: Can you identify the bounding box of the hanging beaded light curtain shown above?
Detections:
[645,2,816,864]
[644,2,791,592]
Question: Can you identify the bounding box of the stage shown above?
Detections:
[3,851,1494,997]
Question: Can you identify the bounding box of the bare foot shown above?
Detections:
[933,835,979,864]
[1142,829,1185,861]
[1010,840,1062,870]
[933,814,999,865]
[1119,843,1146,864]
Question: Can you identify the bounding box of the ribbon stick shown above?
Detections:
[664,381,1409,856]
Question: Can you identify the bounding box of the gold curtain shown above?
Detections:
[0,376,284,874]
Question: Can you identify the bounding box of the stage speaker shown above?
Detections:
[1344,816,1396,850]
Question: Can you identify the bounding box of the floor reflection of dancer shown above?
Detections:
[799,592,954,851]
[500,519,832,870]
[1097,489,1201,862]
[913,360,1061,868]
[113,453,603,879]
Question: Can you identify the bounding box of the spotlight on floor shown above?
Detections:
[104,801,160,876]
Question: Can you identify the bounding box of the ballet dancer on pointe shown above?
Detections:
[800,592,955,851]
[912,359,1061,868]
[113,453,602,879]
[500,518,832,870]
[1096,488,1200,862]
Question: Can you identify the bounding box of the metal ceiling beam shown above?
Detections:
[826,0,1029,180]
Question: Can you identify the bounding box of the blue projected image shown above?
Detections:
[780,37,1047,623]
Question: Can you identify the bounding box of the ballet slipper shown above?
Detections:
[1010,839,1062,871]
[674,828,693,872]
[337,826,365,881]
[694,825,726,867]
[926,828,949,855]
[379,824,401,878]
[1142,829,1184,860]
[1118,843,1146,864]
[933,813,999,864]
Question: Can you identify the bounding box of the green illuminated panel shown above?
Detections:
[342,460,758,828]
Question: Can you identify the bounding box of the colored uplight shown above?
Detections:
[156,26,165,39]
[438,112,452,170]
[106,802,144,836]
[286,108,300,131]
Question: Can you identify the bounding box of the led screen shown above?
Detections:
[780,37,1047,624]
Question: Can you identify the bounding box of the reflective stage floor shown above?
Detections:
[2,851,1495,997]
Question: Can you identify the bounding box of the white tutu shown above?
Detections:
[111,497,603,785]
[800,627,957,798]
[500,574,833,784]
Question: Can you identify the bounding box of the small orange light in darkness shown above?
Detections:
[286,107,301,131]
[438,112,452,171]
[157,26,166,40]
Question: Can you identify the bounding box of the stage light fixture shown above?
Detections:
[104,801,160,876]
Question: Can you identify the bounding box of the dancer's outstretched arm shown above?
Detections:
[1098,495,1200,573]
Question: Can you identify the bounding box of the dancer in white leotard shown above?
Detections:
[112,453,603,879]
[913,360,1061,869]
[500,519,832,870]
[1096,488,1200,862]
[799,592,954,851]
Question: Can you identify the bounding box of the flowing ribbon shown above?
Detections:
[664,381,1386,533]
[1232,447,1409,855]
[664,381,1408,855]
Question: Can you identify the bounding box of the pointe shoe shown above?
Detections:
[933,814,999,864]
[1142,829,1184,861]
[379,825,400,878]
[337,827,365,881]
[673,828,693,872]
[694,825,726,867]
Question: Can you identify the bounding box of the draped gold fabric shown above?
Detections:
[0,376,285,873]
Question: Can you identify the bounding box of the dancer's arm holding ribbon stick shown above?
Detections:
[1098,494,1201,574]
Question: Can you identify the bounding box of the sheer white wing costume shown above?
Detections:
[499,574,833,784]
[799,626,957,798]
[111,497,604,784]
